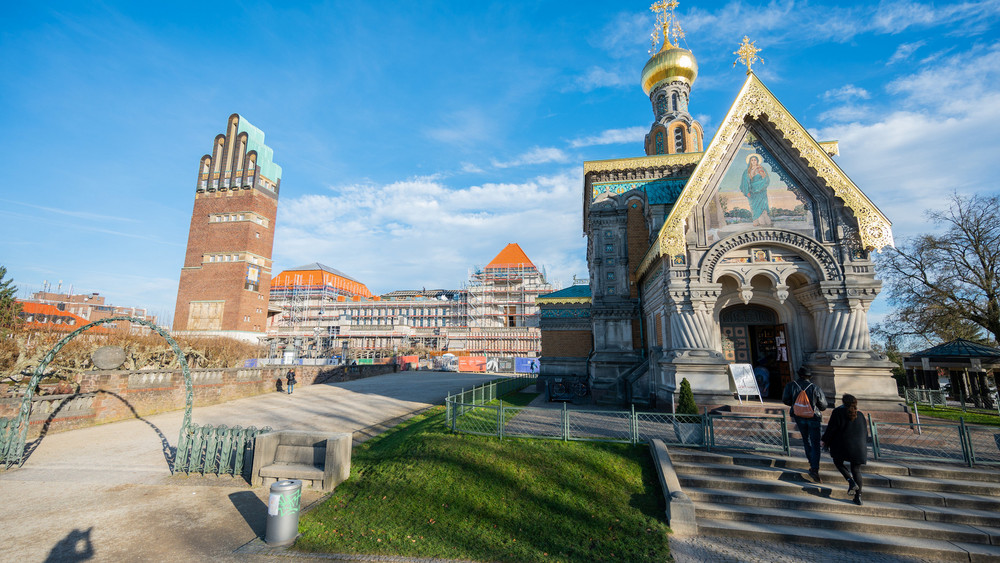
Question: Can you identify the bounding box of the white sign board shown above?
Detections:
[728,363,763,404]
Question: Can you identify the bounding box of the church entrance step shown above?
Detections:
[694,519,1000,562]
[668,446,1000,560]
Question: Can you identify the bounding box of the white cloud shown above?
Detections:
[274,171,587,294]
[460,162,484,174]
[570,65,632,92]
[822,84,871,102]
[593,10,651,58]
[887,40,926,64]
[425,108,493,144]
[490,147,570,168]
[818,104,872,123]
[570,126,646,148]
[816,45,1000,243]
[680,1,1000,58]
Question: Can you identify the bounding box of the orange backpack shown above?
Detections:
[792,381,815,418]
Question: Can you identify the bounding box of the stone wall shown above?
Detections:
[0,364,395,438]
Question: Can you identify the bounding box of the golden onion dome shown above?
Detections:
[641,43,698,96]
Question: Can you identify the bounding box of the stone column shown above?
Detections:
[792,281,901,408]
[659,280,730,405]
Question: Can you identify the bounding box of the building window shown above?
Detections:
[674,128,684,152]
[655,131,664,155]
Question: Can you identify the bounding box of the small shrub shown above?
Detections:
[676,377,698,415]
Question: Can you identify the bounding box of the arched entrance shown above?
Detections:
[720,305,791,399]
[1,316,193,469]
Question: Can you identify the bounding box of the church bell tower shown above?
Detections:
[641,1,704,156]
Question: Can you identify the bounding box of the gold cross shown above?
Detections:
[733,36,763,73]
[650,0,682,52]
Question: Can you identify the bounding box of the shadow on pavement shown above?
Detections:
[23,390,175,470]
[229,491,267,539]
[44,527,94,562]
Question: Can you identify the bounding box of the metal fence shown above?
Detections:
[445,378,1000,466]
[174,423,272,477]
[904,388,947,407]
[0,418,17,468]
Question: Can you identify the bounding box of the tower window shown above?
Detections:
[655,131,664,155]
[674,128,685,152]
[656,95,667,117]
[671,92,679,111]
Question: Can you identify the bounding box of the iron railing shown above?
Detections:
[174,423,272,477]
[0,418,16,466]
[445,378,999,466]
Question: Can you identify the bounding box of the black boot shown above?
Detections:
[853,491,862,505]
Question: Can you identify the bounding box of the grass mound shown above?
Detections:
[296,405,670,562]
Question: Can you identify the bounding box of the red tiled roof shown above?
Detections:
[485,243,535,269]
[16,301,112,334]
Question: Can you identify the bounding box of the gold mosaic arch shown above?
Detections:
[655,72,894,261]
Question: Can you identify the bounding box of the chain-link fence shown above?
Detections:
[445,378,1000,466]
[904,388,947,408]
[869,419,969,464]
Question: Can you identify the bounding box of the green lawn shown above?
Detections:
[295,404,671,562]
[913,404,1000,427]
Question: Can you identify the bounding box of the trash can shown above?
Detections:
[265,479,302,546]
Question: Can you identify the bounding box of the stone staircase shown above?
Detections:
[670,448,1000,561]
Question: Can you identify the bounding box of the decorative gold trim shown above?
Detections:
[655,73,893,261]
[536,297,592,305]
[819,141,839,156]
[584,152,703,175]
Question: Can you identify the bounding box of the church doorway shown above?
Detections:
[720,305,791,399]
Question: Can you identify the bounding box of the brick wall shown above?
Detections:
[541,330,593,358]
[0,364,395,438]
[174,188,278,332]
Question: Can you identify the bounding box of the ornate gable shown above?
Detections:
[640,72,893,276]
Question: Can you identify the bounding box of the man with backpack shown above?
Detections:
[782,366,828,482]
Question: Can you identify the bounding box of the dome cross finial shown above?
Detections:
[734,35,764,74]
[650,0,685,54]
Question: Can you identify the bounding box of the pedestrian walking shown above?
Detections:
[782,366,827,482]
[285,369,297,395]
[822,394,868,505]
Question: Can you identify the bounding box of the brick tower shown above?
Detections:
[173,113,282,339]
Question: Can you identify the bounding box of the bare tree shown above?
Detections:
[876,193,1000,346]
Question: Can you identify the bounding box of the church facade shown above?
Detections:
[571,10,900,410]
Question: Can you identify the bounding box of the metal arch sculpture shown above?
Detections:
[1,316,194,468]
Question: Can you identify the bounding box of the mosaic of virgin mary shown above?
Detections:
[704,136,814,242]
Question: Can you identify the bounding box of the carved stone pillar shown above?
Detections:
[792,281,900,408]
[658,278,730,405]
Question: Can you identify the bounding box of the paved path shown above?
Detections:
[0,371,497,562]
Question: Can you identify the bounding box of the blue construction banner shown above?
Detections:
[514,357,539,374]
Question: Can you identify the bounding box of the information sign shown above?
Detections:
[728,363,763,404]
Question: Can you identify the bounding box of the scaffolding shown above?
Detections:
[463,263,552,356]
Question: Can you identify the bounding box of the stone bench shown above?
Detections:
[250,431,351,492]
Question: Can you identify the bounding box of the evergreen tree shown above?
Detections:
[0,265,21,333]
[676,377,698,415]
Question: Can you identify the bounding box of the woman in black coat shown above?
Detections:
[821,394,868,505]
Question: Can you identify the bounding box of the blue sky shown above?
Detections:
[2,1,999,326]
